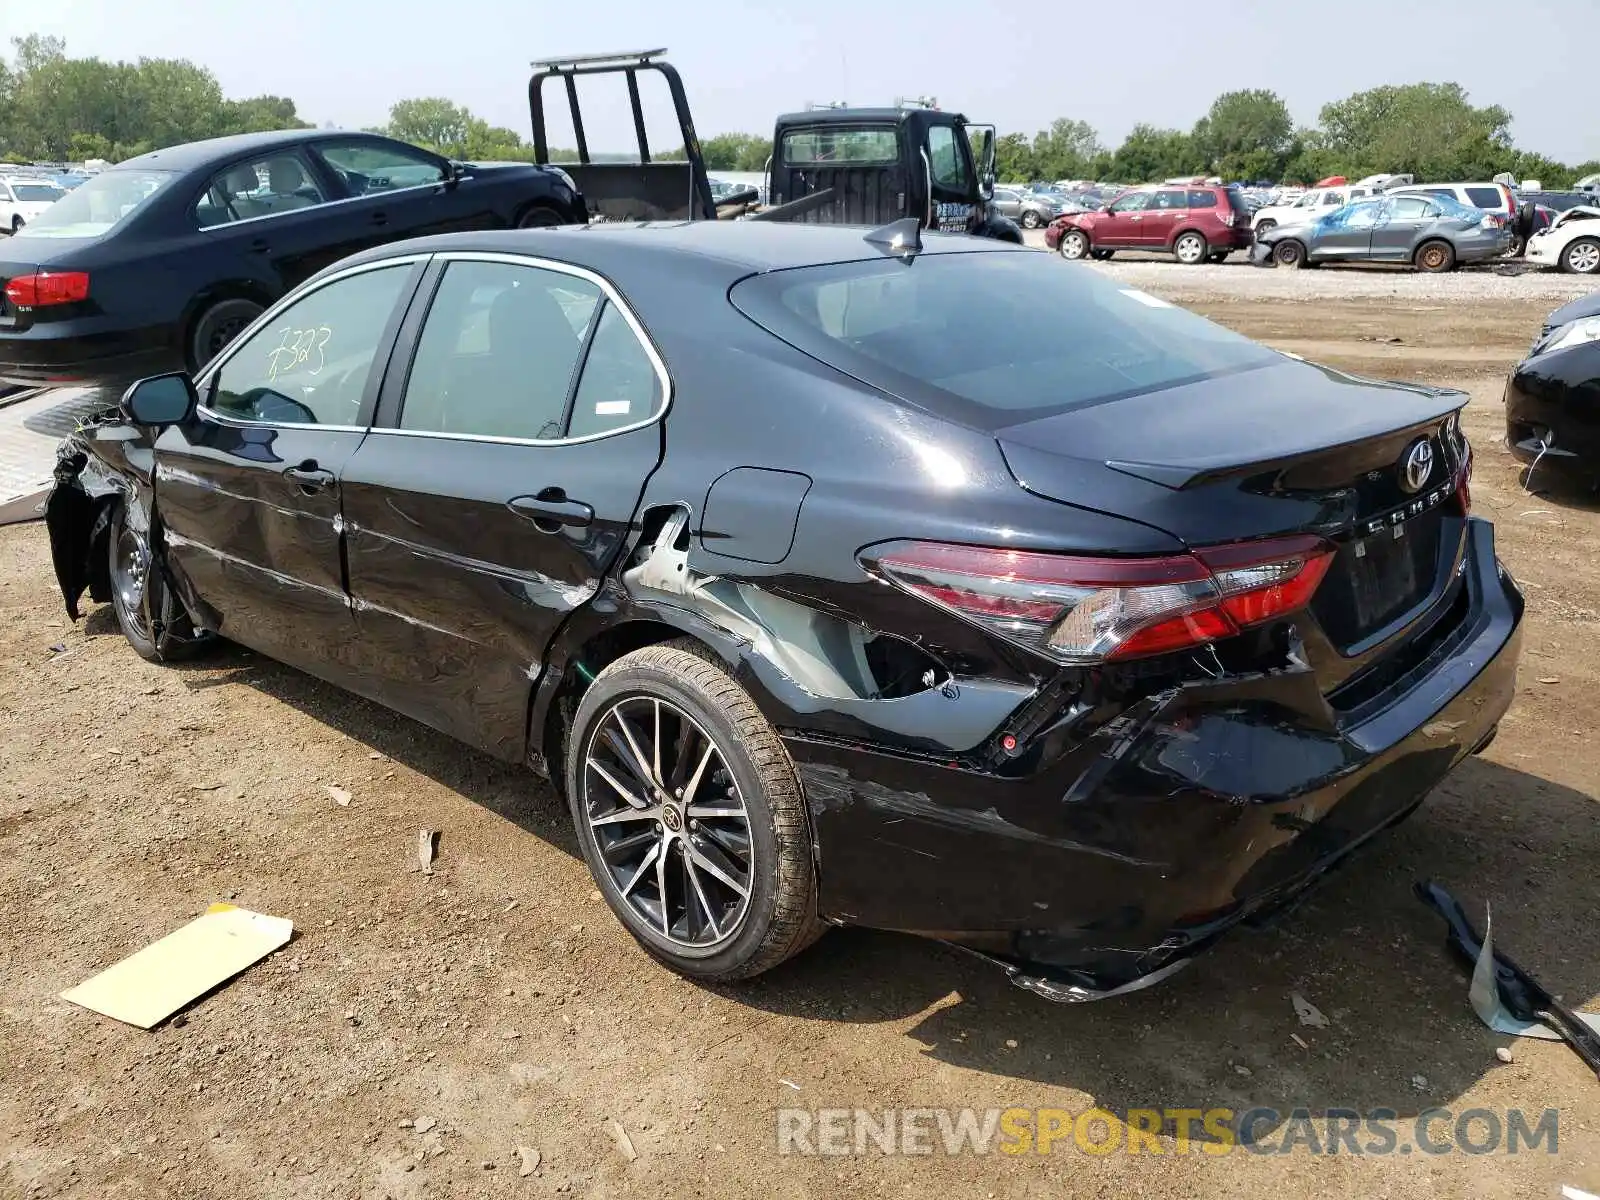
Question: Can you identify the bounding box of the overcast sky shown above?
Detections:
[6,0,1597,165]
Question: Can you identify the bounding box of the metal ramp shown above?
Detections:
[0,386,111,524]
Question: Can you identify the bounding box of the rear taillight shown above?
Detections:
[3,271,90,307]
[1480,213,1504,229]
[860,535,1335,665]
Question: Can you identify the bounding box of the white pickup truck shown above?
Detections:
[1251,183,1385,234]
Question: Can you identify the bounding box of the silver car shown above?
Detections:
[991,186,1072,229]
[1251,195,1513,272]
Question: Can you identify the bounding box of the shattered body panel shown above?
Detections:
[46,406,153,620]
[45,223,1526,1000]
[1505,292,1600,486]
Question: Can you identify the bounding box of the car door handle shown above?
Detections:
[249,238,270,253]
[284,462,336,492]
[370,211,388,227]
[509,488,594,532]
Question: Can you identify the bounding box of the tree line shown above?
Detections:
[3,36,1596,190]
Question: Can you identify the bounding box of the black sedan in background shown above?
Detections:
[45,223,1521,1001]
[0,129,585,388]
[1253,195,1513,271]
[1507,290,1600,487]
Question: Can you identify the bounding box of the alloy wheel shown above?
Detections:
[1175,233,1206,264]
[1568,241,1600,274]
[582,695,753,949]
[1059,231,1088,260]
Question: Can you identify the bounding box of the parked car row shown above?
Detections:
[1251,194,1514,272]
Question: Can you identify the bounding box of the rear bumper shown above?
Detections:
[793,518,1523,998]
[0,319,177,388]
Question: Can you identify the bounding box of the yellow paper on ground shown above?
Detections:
[60,903,293,1028]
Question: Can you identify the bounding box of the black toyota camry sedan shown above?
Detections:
[44,222,1523,1001]
[0,129,585,389]
[1506,290,1600,488]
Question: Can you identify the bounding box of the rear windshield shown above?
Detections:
[15,169,174,239]
[781,127,898,166]
[730,251,1279,428]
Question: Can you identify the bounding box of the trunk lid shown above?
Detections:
[995,358,1471,684]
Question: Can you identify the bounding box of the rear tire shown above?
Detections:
[1562,237,1600,275]
[188,298,264,374]
[1020,210,1042,229]
[1174,231,1208,265]
[1058,230,1089,260]
[1090,248,1115,261]
[1414,239,1456,273]
[107,505,205,663]
[1273,240,1306,269]
[565,640,824,983]
[1208,251,1229,263]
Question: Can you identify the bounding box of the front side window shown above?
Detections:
[927,125,970,191]
[196,152,327,228]
[1325,202,1383,229]
[314,138,448,195]
[1108,191,1151,214]
[208,265,413,425]
[1321,191,1345,206]
[399,261,601,440]
[15,169,174,239]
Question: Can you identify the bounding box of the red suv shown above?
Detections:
[1045,182,1255,264]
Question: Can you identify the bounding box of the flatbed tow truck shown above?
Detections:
[527,49,1021,241]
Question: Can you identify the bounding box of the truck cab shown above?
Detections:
[768,105,1020,241]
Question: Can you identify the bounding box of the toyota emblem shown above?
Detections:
[1401,439,1434,494]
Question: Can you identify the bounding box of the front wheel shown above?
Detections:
[1058,230,1089,260]
[1273,240,1306,269]
[1562,238,1600,275]
[108,506,205,663]
[1174,231,1208,265]
[1255,218,1277,235]
[565,641,823,983]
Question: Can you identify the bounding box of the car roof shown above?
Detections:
[113,129,400,173]
[329,220,1026,285]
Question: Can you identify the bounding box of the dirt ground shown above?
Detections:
[2,280,1598,1200]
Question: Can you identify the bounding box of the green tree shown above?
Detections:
[698,132,769,171]
[993,132,1034,182]
[461,120,533,161]
[1317,82,1514,180]
[384,96,474,156]
[1191,89,1294,181]
[1107,125,1197,182]
[222,95,311,135]
[1028,118,1100,181]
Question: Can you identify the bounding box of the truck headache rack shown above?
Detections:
[528,48,715,223]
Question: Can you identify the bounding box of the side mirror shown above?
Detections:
[121,372,197,427]
[980,172,996,203]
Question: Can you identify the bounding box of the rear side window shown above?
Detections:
[567,306,665,438]
[1465,186,1503,209]
[401,261,600,440]
[196,152,328,228]
[730,252,1279,429]
[1153,189,1187,210]
[781,127,897,166]
[1188,189,1218,208]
